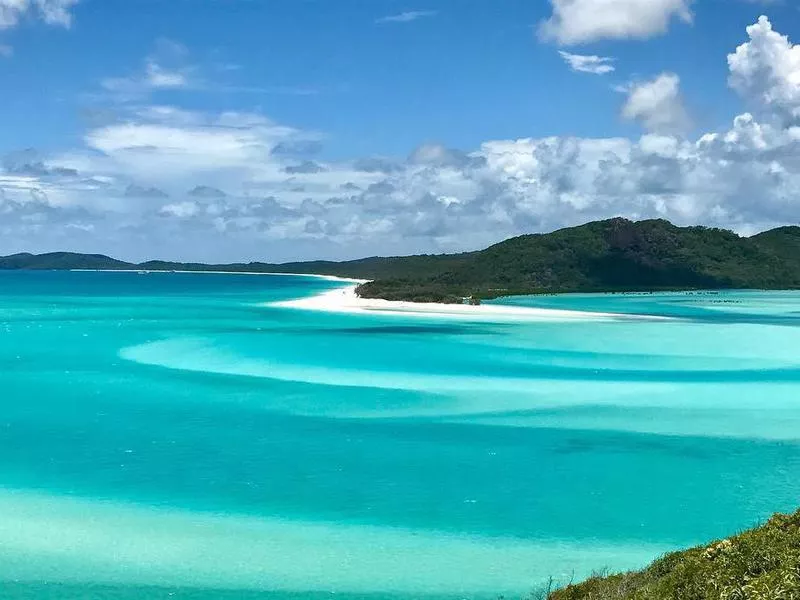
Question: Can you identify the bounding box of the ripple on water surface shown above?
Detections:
[1,273,799,598]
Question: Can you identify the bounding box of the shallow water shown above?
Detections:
[0,272,798,598]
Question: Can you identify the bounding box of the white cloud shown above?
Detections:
[376,10,437,24]
[0,0,78,29]
[80,110,305,185]
[559,51,615,75]
[728,15,800,124]
[33,0,76,26]
[144,60,189,89]
[622,73,692,134]
[0,44,11,57]
[160,201,199,219]
[102,39,193,97]
[29,103,798,260]
[4,17,800,262]
[98,40,315,101]
[540,0,693,45]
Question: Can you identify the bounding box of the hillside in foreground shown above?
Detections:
[547,509,800,600]
[3,218,800,302]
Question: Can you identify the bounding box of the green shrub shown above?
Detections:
[549,510,800,600]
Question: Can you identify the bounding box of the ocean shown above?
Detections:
[0,271,798,599]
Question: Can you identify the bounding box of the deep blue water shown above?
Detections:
[0,271,798,598]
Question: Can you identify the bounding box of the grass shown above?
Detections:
[547,509,800,600]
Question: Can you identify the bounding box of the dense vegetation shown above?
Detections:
[3,218,800,302]
[0,250,473,282]
[0,252,131,271]
[548,508,800,600]
[356,219,800,302]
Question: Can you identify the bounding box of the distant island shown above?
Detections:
[3,218,800,303]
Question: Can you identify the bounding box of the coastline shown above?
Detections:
[68,269,664,320]
[269,284,660,321]
[68,269,365,284]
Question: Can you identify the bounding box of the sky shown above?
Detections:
[1,0,800,262]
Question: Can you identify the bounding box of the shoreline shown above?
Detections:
[269,284,662,322]
[68,269,366,284]
[68,269,668,320]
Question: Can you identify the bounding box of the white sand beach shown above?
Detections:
[269,283,653,321]
[73,270,661,321]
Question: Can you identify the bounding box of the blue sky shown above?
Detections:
[0,0,799,261]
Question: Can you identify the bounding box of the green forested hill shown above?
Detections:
[3,218,800,302]
[355,218,800,302]
[549,509,800,600]
[0,252,131,271]
[0,252,472,280]
[751,226,800,263]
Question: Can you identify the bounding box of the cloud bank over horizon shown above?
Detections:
[1,13,800,263]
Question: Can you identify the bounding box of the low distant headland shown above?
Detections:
[3,218,800,303]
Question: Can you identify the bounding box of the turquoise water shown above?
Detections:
[0,272,799,599]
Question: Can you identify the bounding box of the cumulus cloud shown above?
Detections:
[622,73,692,134]
[4,17,800,262]
[728,15,800,124]
[3,149,78,178]
[272,140,324,157]
[540,0,693,45]
[285,160,326,175]
[559,51,615,75]
[188,185,227,199]
[124,184,168,199]
[0,0,79,29]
